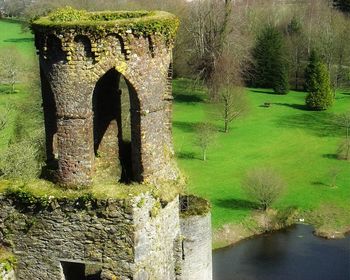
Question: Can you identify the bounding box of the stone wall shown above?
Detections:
[0,194,181,280]
[179,212,212,280]
[32,11,180,187]
[133,196,181,280]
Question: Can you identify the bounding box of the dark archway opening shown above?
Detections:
[46,34,66,63]
[39,67,58,181]
[92,68,141,183]
[61,261,102,280]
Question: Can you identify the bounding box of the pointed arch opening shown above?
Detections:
[74,35,94,62]
[92,68,142,184]
[46,34,66,63]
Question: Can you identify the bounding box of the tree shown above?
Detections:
[0,47,23,93]
[194,122,216,161]
[217,86,248,133]
[285,16,307,90]
[242,167,285,211]
[184,0,232,89]
[210,54,249,132]
[305,51,334,110]
[252,25,289,94]
[335,111,350,160]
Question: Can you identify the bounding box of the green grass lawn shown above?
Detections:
[173,79,350,229]
[0,19,35,56]
[0,20,37,146]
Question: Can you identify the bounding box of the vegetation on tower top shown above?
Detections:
[30,6,179,41]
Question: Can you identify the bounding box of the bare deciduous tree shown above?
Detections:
[194,122,216,161]
[335,111,350,160]
[184,0,232,85]
[242,167,285,211]
[210,55,249,132]
[0,47,23,93]
[218,86,248,133]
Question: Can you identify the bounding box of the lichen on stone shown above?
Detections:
[0,248,16,273]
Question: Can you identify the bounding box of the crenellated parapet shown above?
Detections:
[31,7,180,187]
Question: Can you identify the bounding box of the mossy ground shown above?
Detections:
[0,178,184,205]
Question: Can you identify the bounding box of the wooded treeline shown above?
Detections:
[1,0,349,94]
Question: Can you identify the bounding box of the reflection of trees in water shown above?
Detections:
[244,226,297,265]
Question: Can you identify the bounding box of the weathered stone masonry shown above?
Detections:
[0,9,213,280]
[0,194,212,280]
[33,10,180,186]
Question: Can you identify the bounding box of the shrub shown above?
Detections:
[242,167,285,211]
[0,140,42,180]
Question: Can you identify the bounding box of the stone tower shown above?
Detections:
[32,8,180,187]
[0,8,212,280]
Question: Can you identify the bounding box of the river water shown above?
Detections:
[213,224,350,280]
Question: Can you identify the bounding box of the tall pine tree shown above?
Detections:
[305,50,334,110]
[252,25,289,94]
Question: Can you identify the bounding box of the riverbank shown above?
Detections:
[213,207,350,249]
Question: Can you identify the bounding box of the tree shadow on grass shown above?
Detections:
[4,38,34,43]
[250,89,274,95]
[273,102,308,111]
[176,151,196,160]
[214,198,260,210]
[322,154,338,160]
[275,112,343,137]
[172,121,196,133]
[173,93,203,103]
[311,181,329,187]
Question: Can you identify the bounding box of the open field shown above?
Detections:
[0,19,349,237]
[173,79,350,230]
[0,19,35,55]
[0,20,37,146]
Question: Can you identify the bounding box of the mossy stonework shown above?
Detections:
[0,8,212,280]
[0,193,212,280]
[0,248,16,280]
[31,8,180,187]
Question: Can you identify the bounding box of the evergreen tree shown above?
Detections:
[305,51,334,110]
[252,25,289,94]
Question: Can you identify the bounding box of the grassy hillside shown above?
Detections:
[173,79,350,230]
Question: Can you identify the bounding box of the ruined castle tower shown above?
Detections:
[33,8,180,187]
[0,8,212,280]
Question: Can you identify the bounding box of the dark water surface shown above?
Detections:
[213,224,350,280]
